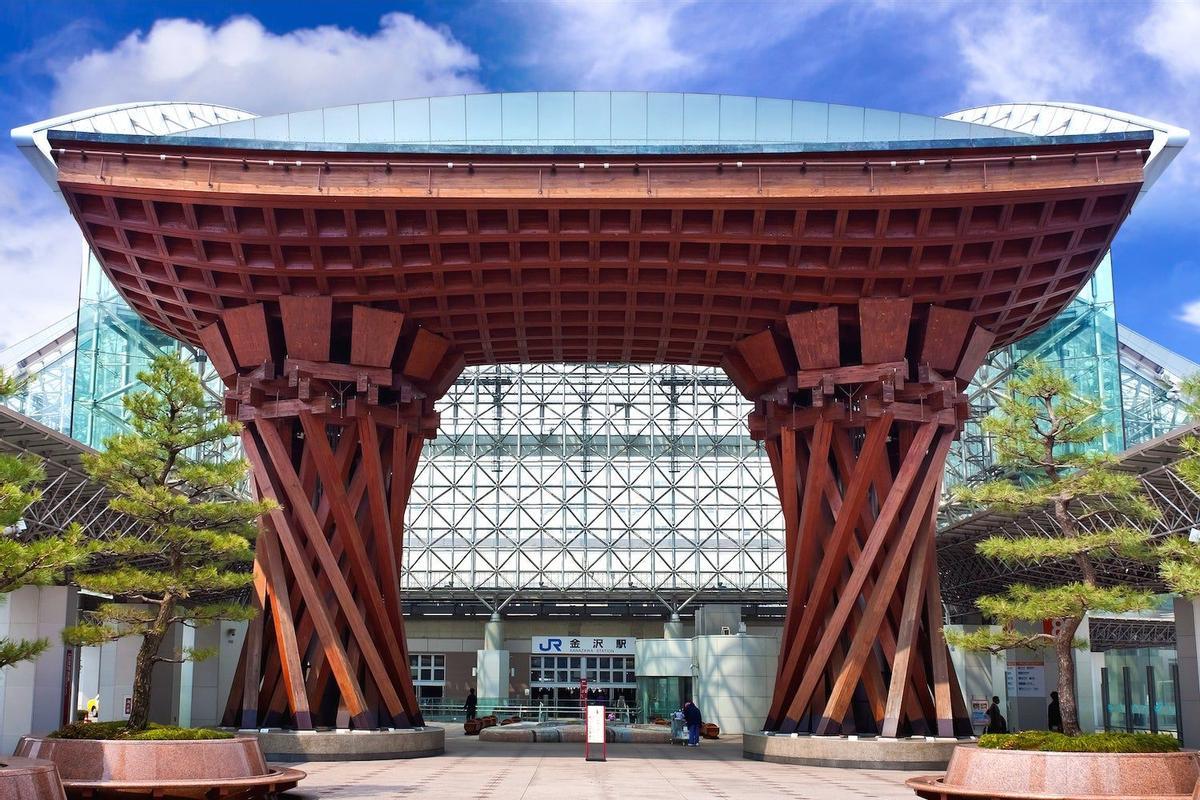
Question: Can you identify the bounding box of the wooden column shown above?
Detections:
[731,299,991,737]
[204,301,463,729]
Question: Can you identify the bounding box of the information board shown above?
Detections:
[585,704,606,762]
[1005,661,1046,696]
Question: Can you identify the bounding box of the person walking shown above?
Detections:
[464,688,478,721]
[682,699,703,747]
[1047,691,1063,732]
[985,695,1007,734]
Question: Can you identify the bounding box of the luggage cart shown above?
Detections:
[670,713,688,745]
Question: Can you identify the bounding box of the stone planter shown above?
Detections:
[906,744,1200,799]
[252,728,444,761]
[0,757,66,800]
[15,736,304,800]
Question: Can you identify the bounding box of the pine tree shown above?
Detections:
[1173,374,1199,493]
[1160,374,1200,596]
[0,369,93,668]
[63,353,271,731]
[946,361,1160,736]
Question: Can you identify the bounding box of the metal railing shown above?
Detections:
[418,699,640,723]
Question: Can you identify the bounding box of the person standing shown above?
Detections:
[682,700,703,747]
[985,695,1007,734]
[464,688,478,721]
[1047,691,1063,732]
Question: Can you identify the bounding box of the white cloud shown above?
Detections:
[0,13,485,349]
[0,156,83,350]
[48,13,483,117]
[518,0,834,89]
[529,1,696,87]
[943,1,1200,221]
[1178,299,1200,331]
[952,5,1102,102]
[1135,0,1200,82]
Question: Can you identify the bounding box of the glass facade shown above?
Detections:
[1120,359,1195,444]
[71,252,180,449]
[69,252,235,463]
[530,654,637,706]
[637,676,693,723]
[1102,647,1180,735]
[946,255,1126,493]
[409,653,447,699]
[0,314,76,435]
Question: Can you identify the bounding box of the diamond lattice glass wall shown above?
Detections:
[1121,362,1193,445]
[404,363,785,595]
[72,254,236,463]
[0,319,76,435]
[945,255,1124,492]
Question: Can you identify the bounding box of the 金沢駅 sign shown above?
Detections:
[533,635,636,656]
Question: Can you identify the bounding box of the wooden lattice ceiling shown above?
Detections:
[50,134,1149,369]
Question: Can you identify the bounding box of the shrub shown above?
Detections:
[50,720,233,741]
[979,731,1180,753]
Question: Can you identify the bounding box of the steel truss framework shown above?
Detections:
[1088,617,1177,652]
[404,362,784,603]
[0,404,149,544]
[938,423,1200,615]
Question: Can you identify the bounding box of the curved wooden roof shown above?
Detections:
[48,131,1149,382]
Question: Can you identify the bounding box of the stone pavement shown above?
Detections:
[281,724,923,799]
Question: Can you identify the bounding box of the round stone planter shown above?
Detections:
[251,727,445,761]
[0,757,66,800]
[906,744,1200,799]
[15,736,304,800]
[744,732,963,770]
[477,721,671,744]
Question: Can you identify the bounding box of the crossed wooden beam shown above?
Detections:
[198,298,462,729]
[724,298,991,737]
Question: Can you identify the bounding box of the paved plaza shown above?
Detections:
[282,725,921,799]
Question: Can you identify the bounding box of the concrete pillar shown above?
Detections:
[692,634,778,734]
[1073,617,1100,734]
[95,635,138,723]
[663,613,683,639]
[0,586,79,751]
[189,620,246,728]
[476,612,510,712]
[1174,597,1200,747]
[483,612,504,650]
[148,618,184,726]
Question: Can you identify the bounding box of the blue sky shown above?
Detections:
[1,0,1197,361]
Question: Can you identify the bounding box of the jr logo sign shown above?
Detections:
[532,635,636,655]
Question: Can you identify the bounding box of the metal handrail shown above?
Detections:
[417,699,640,722]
